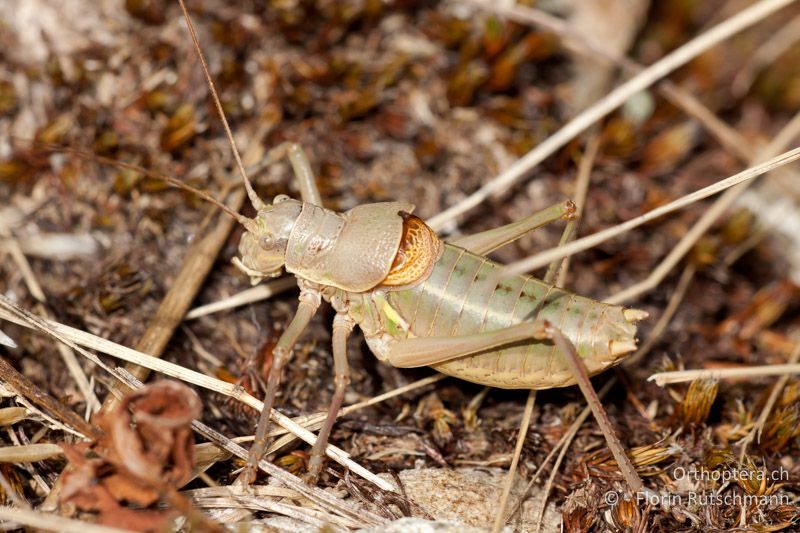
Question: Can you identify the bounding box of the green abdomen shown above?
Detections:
[384,244,636,389]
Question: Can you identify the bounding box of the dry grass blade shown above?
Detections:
[0,506,136,533]
[555,134,599,288]
[0,385,85,439]
[471,0,800,305]
[0,298,394,492]
[428,0,796,229]
[195,496,353,532]
[1,229,45,302]
[0,356,99,440]
[465,0,761,166]
[649,364,800,385]
[185,277,296,320]
[0,328,16,348]
[732,12,800,95]
[105,368,387,529]
[185,485,300,499]
[0,443,63,462]
[183,415,386,528]
[153,375,446,477]
[504,146,800,276]
[491,390,535,533]
[607,110,800,304]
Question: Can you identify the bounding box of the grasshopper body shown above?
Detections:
[237,189,644,401]
[161,2,647,484]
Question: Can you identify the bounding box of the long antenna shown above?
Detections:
[56,144,258,232]
[177,0,266,212]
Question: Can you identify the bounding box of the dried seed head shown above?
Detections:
[607,494,642,531]
[276,451,309,475]
[704,447,736,471]
[628,444,683,470]
[758,403,800,453]
[713,411,753,444]
[779,380,799,407]
[563,485,602,532]
[415,392,458,447]
[587,443,679,477]
[677,379,719,427]
[703,449,781,496]
[737,462,780,497]
[769,504,800,524]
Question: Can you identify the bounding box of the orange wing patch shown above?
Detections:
[382,213,442,287]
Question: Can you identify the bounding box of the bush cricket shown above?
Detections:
[229,143,649,483]
[6,2,800,529]
[166,1,650,489]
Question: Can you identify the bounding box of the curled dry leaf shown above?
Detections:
[60,380,203,532]
[60,442,169,531]
[105,379,202,486]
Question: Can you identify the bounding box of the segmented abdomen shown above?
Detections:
[384,244,638,389]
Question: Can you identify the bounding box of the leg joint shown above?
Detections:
[273,346,292,362]
[333,312,356,332]
[298,284,323,307]
[333,373,350,389]
[563,199,578,220]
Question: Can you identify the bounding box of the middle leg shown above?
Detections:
[306,312,354,483]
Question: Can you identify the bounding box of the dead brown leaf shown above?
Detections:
[59,380,210,532]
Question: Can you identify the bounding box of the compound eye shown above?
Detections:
[259,236,274,250]
[274,194,291,204]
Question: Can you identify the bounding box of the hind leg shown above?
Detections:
[543,324,644,493]
[449,200,575,255]
[385,320,644,493]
